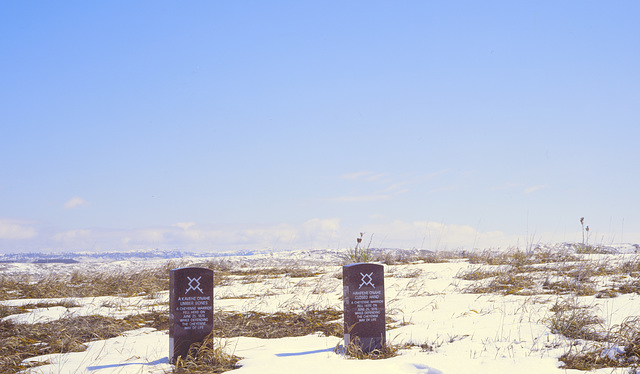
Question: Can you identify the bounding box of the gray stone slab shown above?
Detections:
[169,267,214,363]
[343,263,385,353]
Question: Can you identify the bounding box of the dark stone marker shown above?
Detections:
[169,267,214,363]
[343,263,385,353]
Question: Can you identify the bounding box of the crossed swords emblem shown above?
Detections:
[359,272,375,289]
[186,276,204,294]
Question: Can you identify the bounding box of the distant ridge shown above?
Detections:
[1,243,638,264]
[0,248,266,263]
[32,259,80,264]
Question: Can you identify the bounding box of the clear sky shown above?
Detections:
[1,1,639,253]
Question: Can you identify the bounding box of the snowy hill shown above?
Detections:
[2,243,640,373]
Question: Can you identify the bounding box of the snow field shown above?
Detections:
[2,247,640,373]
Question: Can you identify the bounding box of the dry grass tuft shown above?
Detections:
[173,335,241,374]
[214,309,343,339]
[619,259,640,277]
[559,316,640,370]
[559,343,621,371]
[616,279,640,295]
[465,272,535,295]
[340,337,398,360]
[612,317,640,362]
[465,249,533,267]
[375,249,460,266]
[542,279,598,296]
[547,299,604,341]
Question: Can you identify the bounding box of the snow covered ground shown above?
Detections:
[2,245,640,374]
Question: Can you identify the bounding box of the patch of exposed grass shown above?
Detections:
[419,251,462,263]
[399,269,423,278]
[0,312,168,373]
[377,251,442,265]
[216,293,261,300]
[619,259,640,277]
[228,267,322,278]
[385,267,423,279]
[0,305,27,319]
[199,259,323,286]
[595,288,619,298]
[375,249,460,266]
[531,247,582,264]
[0,267,170,299]
[214,309,343,339]
[0,299,82,319]
[1,307,344,373]
[465,247,580,267]
[465,273,535,295]
[456,247,630,296]
[617,279,640,295]
[573,244,617,255]
[465,249,534,267]
[542,279,598,296]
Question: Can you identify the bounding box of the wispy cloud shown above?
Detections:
[53,229,91,242]
[523,185,549,194]
[337,172,409,201]
[64,197,89,209]
[383,182,409,195]
[45,218,343,251]
[0,219,37,239]
[353,220,515,250]
[11,216,633,253]
[173,222,196,230]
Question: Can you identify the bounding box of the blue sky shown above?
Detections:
[1,1,638,253]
